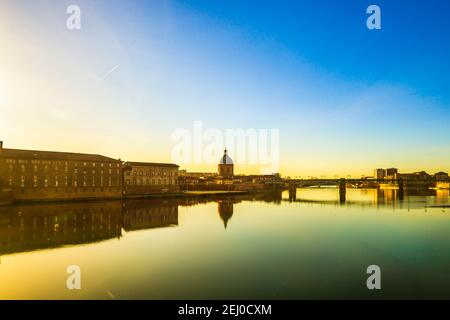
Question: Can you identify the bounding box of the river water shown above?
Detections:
[0,188,449,299]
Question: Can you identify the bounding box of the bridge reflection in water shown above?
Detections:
[286,187,449,210]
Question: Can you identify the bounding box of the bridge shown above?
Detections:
[282,177,447,204]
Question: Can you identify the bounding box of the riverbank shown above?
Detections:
[0,189,277,206]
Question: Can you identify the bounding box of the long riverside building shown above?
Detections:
[122,161,180,196]
[0,141,123,202]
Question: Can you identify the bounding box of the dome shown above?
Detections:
[219,149,233,165]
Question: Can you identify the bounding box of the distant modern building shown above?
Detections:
[218,149,234,179]
[374,168,386,180]
[434,171,449,181]
[122,161,179,195]
[386,168,398,180]
[396,171,433,189]
[0,141,122,201]
[397,171,432,181]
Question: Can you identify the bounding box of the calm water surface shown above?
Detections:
[0,188,449,299]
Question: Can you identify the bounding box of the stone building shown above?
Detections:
[122,161,180,195]
[218,149,234,179]
[0,141,122,201]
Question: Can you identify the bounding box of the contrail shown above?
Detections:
[102,65,119,80]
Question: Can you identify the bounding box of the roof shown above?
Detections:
[0,148,121,162]
[219,149,233,165]
[123,161,179,168]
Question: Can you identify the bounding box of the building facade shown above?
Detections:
[122,161,180,195]
[434,171,449,181]
[218,149,234,179]
[386,168,398,180]
[374,168,386,180]
[0,142,122,201]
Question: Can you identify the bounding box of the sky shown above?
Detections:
[0,0,449,177]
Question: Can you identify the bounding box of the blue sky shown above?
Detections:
[0,0,449,176]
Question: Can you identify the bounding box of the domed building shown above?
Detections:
[218,148,234,179]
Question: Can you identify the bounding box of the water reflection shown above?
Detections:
[0,188,448,299]
[0,192,284,256]
[0,189,447,256]
[0,201,123,256]
[284,187,449,210]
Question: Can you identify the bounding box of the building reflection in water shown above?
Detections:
[435,189,450,205]
[372,188,447,209]
[217,190,283,229]
[0,191,284,256]
[1,188,444,256]
[123,199,178,232]
[0,199,179,257]
[217,199,235,229]
[0,201,123,256]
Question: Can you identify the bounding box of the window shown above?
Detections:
[20,176,25,188]
[44,177,48,187]
[33,175,38,187]
[8,176,13,186]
